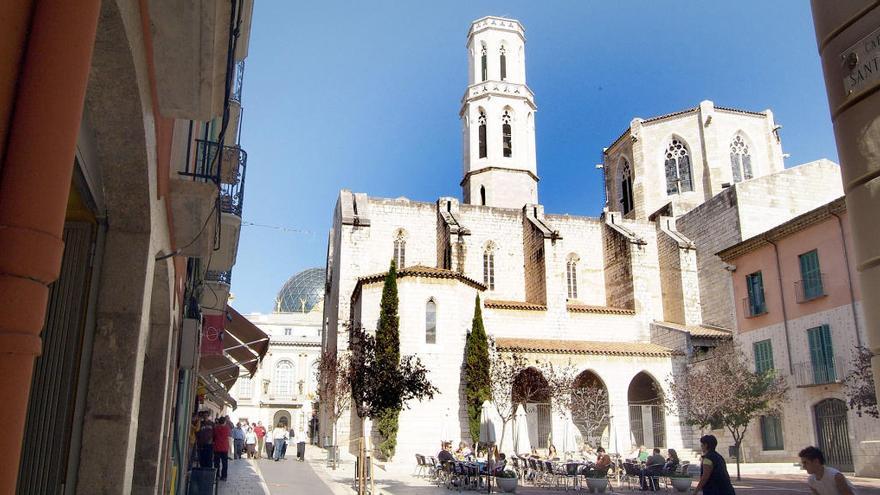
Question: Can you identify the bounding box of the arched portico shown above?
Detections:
[512,367,551,449]
[571,370,610,447]
[627,371,666,448]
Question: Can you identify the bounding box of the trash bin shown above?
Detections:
[728,445,739,460]
[297,441,306,461]
[187,467,217,495]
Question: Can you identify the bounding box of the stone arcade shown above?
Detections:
[320,16,845,465]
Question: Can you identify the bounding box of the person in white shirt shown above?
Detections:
[244,427,257,458]
[272,424,289,461]
[799,446,856,495]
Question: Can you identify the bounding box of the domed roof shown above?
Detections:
[275,268,325,313]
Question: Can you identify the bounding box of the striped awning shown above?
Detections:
[224,306,269,376]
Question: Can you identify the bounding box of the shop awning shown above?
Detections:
[198,370,238,410]
[223,306,269,376]
[200,354,240,390]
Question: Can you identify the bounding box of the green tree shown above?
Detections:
[374,260,401,459]
[463,294,491,443]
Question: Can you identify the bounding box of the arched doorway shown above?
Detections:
[814,399,853,472]
[571,370,610,447]
[273,410,291,429]
[628,372,665,448]
[512,367,551,449]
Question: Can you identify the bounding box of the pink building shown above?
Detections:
[718,197,879,476]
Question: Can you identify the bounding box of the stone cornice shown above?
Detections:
[460,166,539,186]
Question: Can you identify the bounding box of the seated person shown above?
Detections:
[530,447,539,458]
[493,452,507,475]
[455,441,473,459]
[663,448,680,474]
[584,447,612,478]
[639,448,666,490]
[438,441,454,463]
[638,445,650,463]
[547,444,558,460]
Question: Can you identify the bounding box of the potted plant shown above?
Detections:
[668,474,693,492]
[585,473,609,493]
[495,470,518,493]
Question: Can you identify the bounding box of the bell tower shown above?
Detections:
[460,17,538,209]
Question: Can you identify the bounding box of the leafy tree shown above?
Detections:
[666,342,788,480]
[844,346,878,418]
[488,339,529,449]
[316,350,351,469]
[463,295,491,443]
[374,260,402,459]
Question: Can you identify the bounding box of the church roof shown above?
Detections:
[494,337,681,357]
[651,320,733,339]
[484,299,546,311]
[353,265,486,296]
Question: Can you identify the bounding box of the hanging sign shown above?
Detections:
[201,314,225,356]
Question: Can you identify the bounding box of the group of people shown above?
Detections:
[191,412,309,481]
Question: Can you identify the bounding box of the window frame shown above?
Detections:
[759,415,784,451]
[500,46,507,81]
[273,359,296,398]
[729,134,753,183]
[620,159,634,214]
[798,249,824,301]
[566,258,578,299]
[483,248,495,290]
[807,324,836,384]
[664,138,693,194]
[393,234,406,268]
[478,112,487,159]
[425,299,437,344]
[502,111,512,158]
[746,271,767,317]
[753,339,774,375]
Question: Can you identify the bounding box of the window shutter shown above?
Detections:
[799,250,822,299]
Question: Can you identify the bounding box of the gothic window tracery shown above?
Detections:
[478,111,487,159]
[393,230,406,268]
[500,46,507,81]
[425,299,437,344]
[729,134,753,183]
[481,44,488,82]
[620,159,634,214]
[483,243,496,290]
[664,138,693,194]
[502,110,512,157]
[566,255,579,299]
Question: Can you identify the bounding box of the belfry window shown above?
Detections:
[481,45,488,81]
[480,185,486,206]
[500,46,507,81]
[664,138,693,194]
[566,258,578,299]
[483,247,495,290]
[620,159,634,215]
[393,233,406,268]
[502,111,512,158]
[729,134,753,183]
[478,112,487,159]
[425,299,437,344]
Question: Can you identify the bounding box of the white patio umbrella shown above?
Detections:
[439,409,452,444]
[479,400,497,444]
[561,417,579,458]
[513,404,530,455]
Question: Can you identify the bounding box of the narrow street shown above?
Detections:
[259,456,335,495]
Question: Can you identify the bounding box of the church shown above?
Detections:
[319,16,844,463]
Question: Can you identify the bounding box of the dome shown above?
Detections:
[275,268,325,313]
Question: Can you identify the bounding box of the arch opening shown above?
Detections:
[513,367,551,449]
[571,370,609,447]
[627,372,665,448]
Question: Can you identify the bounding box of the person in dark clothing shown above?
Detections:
[437,441,454,463]
[694,435,735,495]
[664,448,680,474]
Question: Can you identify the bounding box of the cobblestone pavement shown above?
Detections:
[258,453,336,494]
[217,458,270,495]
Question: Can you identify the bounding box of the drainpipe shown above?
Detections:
[765,237,795,374]
[0,1,100,491]
[830,209,862,348]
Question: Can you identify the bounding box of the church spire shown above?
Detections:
[460,17,538,209]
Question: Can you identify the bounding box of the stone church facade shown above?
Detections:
[320,16,844,463]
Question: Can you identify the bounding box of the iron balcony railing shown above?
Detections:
[742,296,767,318]
[205,270,232,285]
[185,139,248,217]
[792,355,846,387]
[795,273,827,303]
[231,59,245,103]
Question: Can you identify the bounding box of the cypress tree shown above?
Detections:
[375,260,401,459]
[463,294,491,443]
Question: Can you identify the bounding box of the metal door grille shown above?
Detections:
[651,405,666,448]
[536,403,551,449]
[629,405,644,446]
[17,222,94,494]
[814,399,853,472]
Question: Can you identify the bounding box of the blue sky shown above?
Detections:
[230,1,837,314]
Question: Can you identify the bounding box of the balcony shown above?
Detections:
[742,297,767,318]
[792,356,846,387]
[795,274,827,303]
[200,269,232,310]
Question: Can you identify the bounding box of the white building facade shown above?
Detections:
[230,269,324,436]
[321,16,847,466]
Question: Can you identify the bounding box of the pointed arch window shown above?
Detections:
[502,111,512,157]
[393,231,406,268]
[483,245,495,290]
[566,256,578,299]
[664,138,693,194]
[730,134,753,183]
[425,299,437,344]
[481,45,488,82]
[273,360,295,397]
[480,185,486,206]
[500,46,507,81]
[620,159,634,214]
[478,112,487,159]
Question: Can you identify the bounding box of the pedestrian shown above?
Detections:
[693,434,735,495]
[799,446,856,495]
[195,418,214,468]
[245,426,257,459]
[309,413,319,445]
[232,422,245,460]
[212,416,231,481]
[272,423,289,461]
[254,421,266,459]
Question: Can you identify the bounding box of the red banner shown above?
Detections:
[201,314,225,356]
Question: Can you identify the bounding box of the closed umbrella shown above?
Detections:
[439,409,452,444]
[561,417,579,458]
[513,404,530,455]
[479,400,497,444]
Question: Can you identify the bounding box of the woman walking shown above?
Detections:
[245,426,257,459]
[272,423,289,461]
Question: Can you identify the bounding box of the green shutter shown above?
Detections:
[799,250,823,300]
[753,340,774,374]
[808,325,836,384]
[747,272,766,315]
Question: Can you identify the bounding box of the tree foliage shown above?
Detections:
[666,342,788,480]
[373,260,402,459]
[844,346,878,419]
[488,339,529,448]
[464,295,491,443]
[316,349,352,445]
